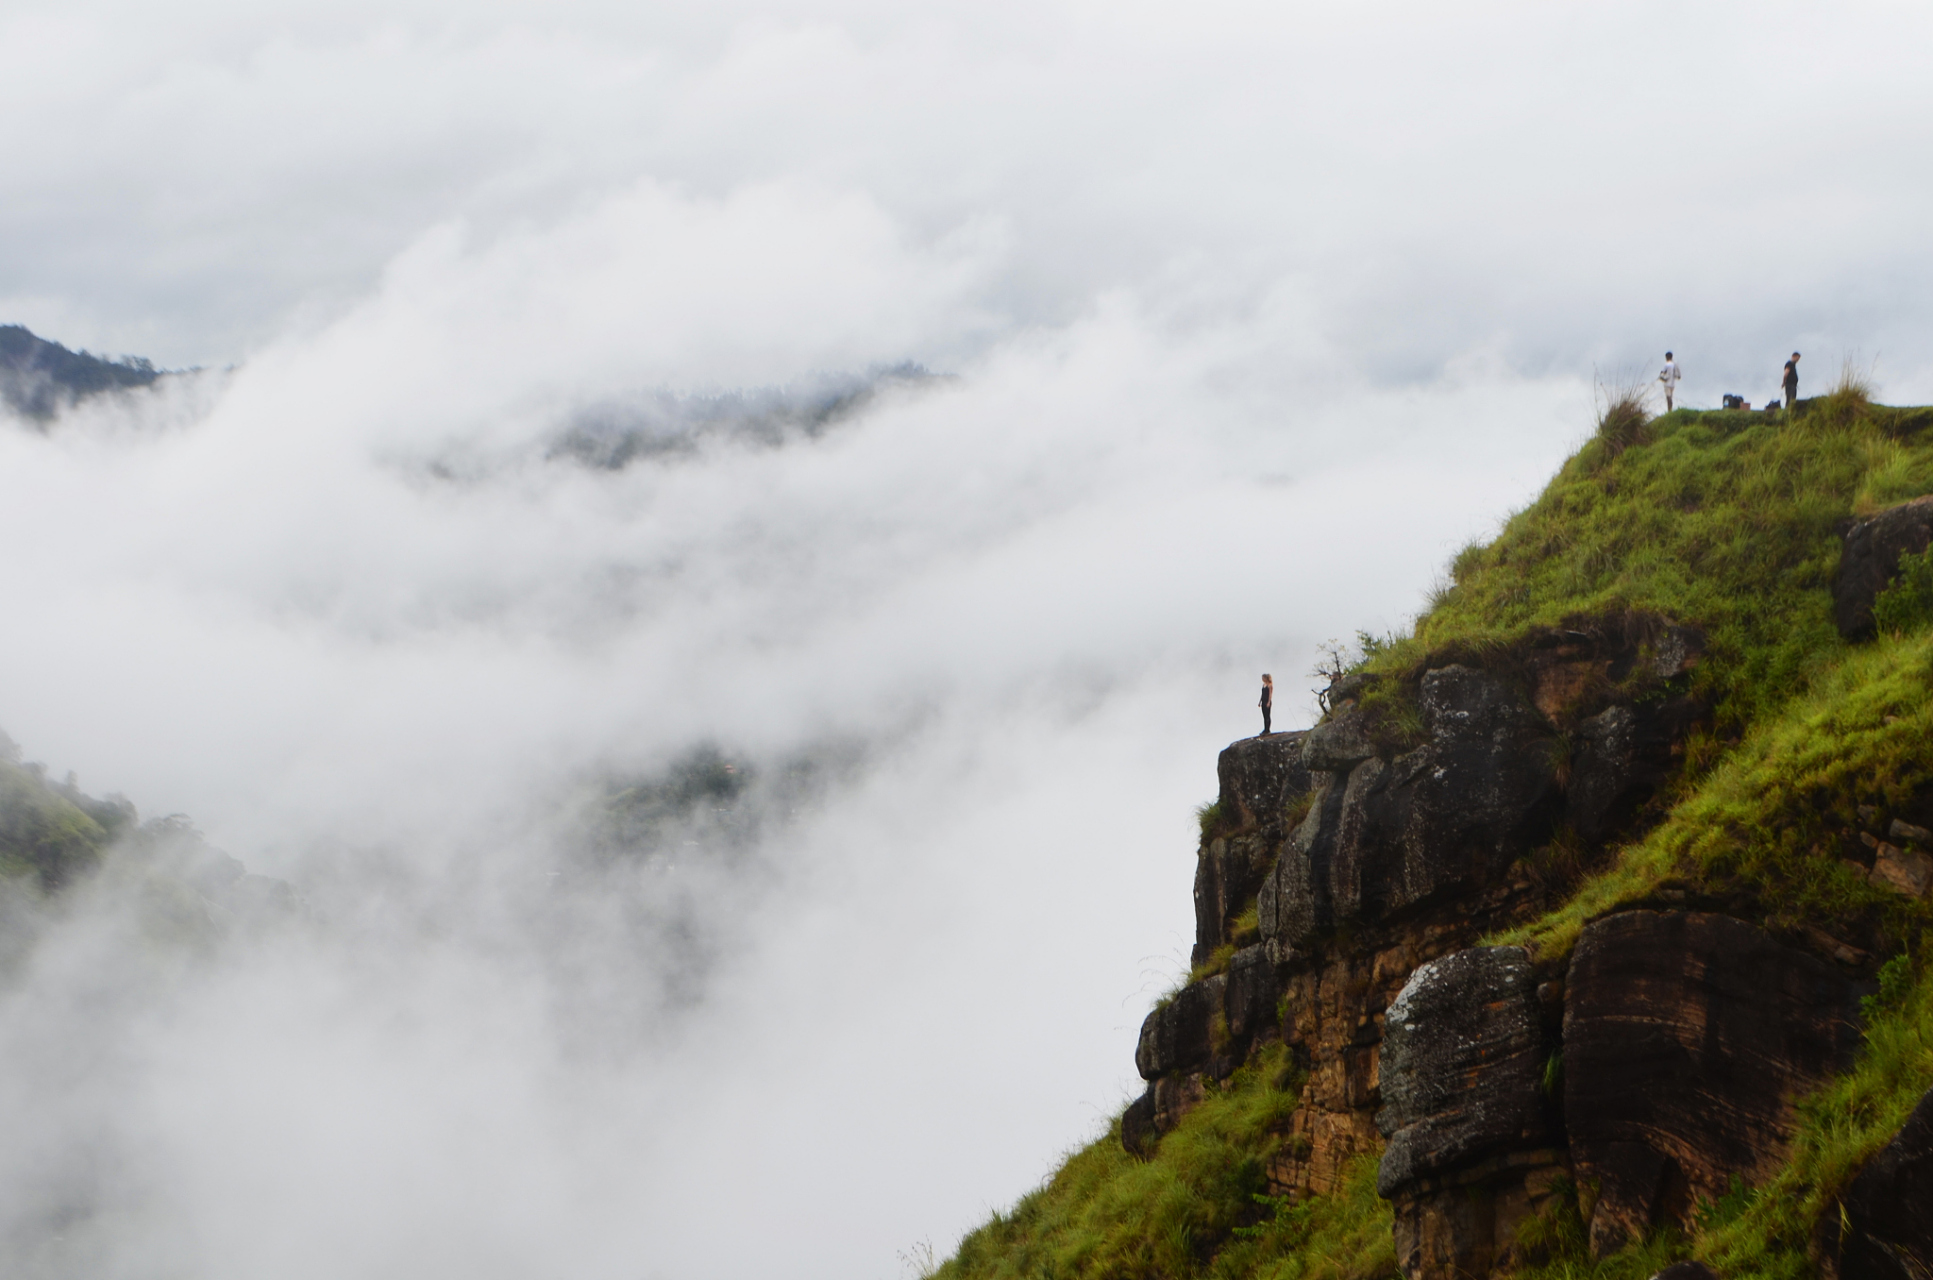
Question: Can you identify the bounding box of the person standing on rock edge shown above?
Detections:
[1659,351,1682,411]
[1259,674,1274,736]
[1783,352,1801,408]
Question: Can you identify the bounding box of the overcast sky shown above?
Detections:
[3,3,1932,1279]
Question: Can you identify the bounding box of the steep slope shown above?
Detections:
[936,391,1933,1280]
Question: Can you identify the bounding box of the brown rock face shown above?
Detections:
[1260,882,1555,1204]
[1387,1151,1571,1280]
[1563,911,1867,1256]
[1834,494,1933,639]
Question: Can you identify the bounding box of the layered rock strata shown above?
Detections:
[1563,911,1866,1255]
[1122,615,1891,1279]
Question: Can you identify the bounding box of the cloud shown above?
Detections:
[2,1,1932,1275]
[0,167,1584,1277]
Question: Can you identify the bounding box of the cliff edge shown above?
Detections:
[938,393,1933,1280]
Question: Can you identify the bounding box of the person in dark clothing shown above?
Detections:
[1258,674,1274,736]
[1783,352,1801,408]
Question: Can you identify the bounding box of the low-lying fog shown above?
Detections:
[3,2,1933,1277]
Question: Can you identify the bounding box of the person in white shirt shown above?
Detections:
[1659,352,1682,411]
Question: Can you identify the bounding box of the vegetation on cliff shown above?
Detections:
[0,323,164,421]
[936,389,1933,1280]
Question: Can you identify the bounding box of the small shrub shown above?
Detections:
[1198,799,1226,843]
[1451,538,1488,585]
[1593,368,1654,457]
[1833,353,1878,406]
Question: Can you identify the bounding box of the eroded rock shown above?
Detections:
[1135,975,1225,1080]
[1377,946,1550,1197]
[1304,707,1378,773]
[1564,911,1866,1257]
[1121,1088,1159,1158]
[1224,944,1279,1044]
[1388,1150,1570,1280]
[1835,495,1933,639]
[1194,834,1274,964]
[1870,845,1933,899]
[1260,667,1558,950]
[1217,730,1314,832]
[1567,699,1699,844]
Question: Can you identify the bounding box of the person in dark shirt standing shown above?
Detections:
[1783,351,1801,408]
[1258,674,1274,736]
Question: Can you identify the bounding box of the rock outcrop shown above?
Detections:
[1835,494,1933,638]
[1196,733,1312,965]
[1258,665,1562,952]
[1819,1086,1933,1280]
[1377,946,1551,1196]
[1377,946,1564,1280]
[1564,911,1867,1256]
[1216,731,1315,837]
[1119,612,1890,1280]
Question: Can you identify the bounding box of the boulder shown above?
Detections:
[1135,975,1225,1080]
[1151,1073,1206,1134]
[1834,495,1933,639]
[1304,707,1379,773]
[1822,1085,1933,1280]
[1216,731,1315,835]
[1891,818,1933,845]
[1870,845,1933,899]
[1259,667,1558,950]
[1645,626,1705,680]
[1376,946,1550,1197]
[1564,911,1867,1257]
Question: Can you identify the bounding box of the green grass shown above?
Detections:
[937,1046,1332,1280]
[1874,545,1933,635]
[1490,629,1933,963]
[937,400,1933,1280]
[1390,406,1931,729]
[937,1047,1395,1280]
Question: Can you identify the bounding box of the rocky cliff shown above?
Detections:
[939,394,1933,1280]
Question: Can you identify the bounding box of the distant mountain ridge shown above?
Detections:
[0,324,165,421]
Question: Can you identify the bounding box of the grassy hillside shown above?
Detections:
[934,389,1933,1280]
